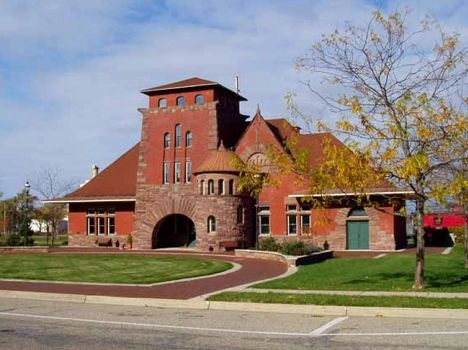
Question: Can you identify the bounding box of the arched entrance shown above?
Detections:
[152,214,196,249]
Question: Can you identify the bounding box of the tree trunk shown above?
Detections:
[414,197,425,289]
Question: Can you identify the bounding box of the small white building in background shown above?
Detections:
[30,217,68,234]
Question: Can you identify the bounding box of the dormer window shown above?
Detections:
[195,94,204,105]
[176,96,185,106]
[158,98,167,108]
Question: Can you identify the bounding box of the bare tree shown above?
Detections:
[290,10,467,288]
[31,167,77,246]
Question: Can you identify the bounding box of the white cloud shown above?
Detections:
[0,0,466,197]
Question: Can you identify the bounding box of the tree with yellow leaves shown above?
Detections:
[291,10,467,288]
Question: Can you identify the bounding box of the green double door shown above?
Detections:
[347,221,369,249]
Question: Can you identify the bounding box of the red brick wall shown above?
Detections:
[134,85,252,251]
[68,202,135,247]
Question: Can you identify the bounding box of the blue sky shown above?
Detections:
[0,0,467,198]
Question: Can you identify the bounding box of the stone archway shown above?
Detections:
[151,214,196,249]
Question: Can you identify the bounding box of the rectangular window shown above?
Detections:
[186,160,192,183]
[163,162,170,184]
[87,217,95,235]
[97,217,105,235]
[259,215,270,235]
[108,217,115,234]
[300,204,311,235]
[258,205,270,235]
[301,214,311,235]
[174,162,180,183]
[286,204,298,235]
[86,208,115,235]
[287,214,297,235]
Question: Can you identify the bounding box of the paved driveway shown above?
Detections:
[0,250,288,300]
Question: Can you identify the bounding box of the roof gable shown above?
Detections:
[64,143,140,200]
[235,111,288,160]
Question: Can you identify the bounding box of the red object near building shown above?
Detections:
[424,209,465,229]
[50,77,410,251]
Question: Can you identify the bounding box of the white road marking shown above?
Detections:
[0,312,306,337]
[1,311,467,338]
[318,331,468,337]
[309,317,348,335]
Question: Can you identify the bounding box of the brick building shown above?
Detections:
[55,77,407,251]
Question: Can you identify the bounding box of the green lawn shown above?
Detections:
[208,292,468,309]
[33,234,68,246]
[254,246,468,292]
[207,247,468,309]
[0,254,232,284]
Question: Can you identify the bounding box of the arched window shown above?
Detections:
[176,96,185,106]
[185,160,192,183]
[185,131,192,147]
[237,205,244,224]
[199,180,205,195]
[207,179,215,195]
[348,207,367,217]
[195,94,204,105]
[158,98,167,108]
[163,133,170,148]
[228,179,235,195]
[175,124,181,147]
[218,179,224,195]
[207,216,216,233]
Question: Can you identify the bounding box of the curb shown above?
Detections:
[2,290,468,319]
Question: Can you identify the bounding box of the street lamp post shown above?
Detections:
[23,181,30,246]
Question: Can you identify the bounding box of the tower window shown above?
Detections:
[195,94,204,105]
[175,124,182,147]
[208,179,215,195]
[207,216,216,233]
[163,162,170,184]
[176,96,185,106]
[174,162,181,183]
[158,98,167,108]
[218,179,224,195]
[186,160,192,183]
[163,132,170,148]
[186,131,192,147]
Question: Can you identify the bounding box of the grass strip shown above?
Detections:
[208,291,468,309]
[0,254,231,284]
[254,246,468,293]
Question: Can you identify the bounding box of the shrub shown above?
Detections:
[0,233,22,246]
[281,240,320,256]
[258,237,321,256]
[258,236,281,252]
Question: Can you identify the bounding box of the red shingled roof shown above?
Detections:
[141,76,247,101]
[141,77,217,93]
[64,143,140,200]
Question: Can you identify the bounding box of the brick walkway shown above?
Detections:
[0,249,288,300]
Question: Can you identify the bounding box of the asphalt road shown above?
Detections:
[0,297,467,349]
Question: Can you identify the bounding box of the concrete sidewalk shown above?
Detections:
[1,289,468,320]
